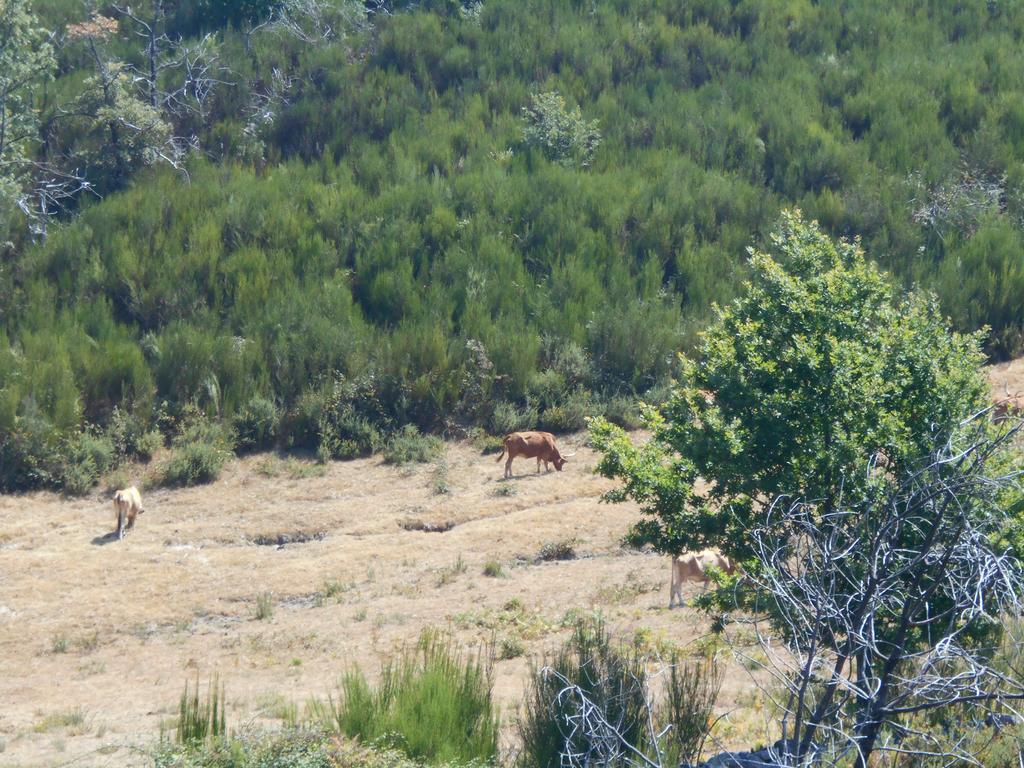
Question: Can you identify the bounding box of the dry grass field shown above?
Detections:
[990,356,1024,399]
[2,366,1016,767]
[0,432,765,768]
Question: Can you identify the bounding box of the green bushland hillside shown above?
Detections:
[3,0,1024,491]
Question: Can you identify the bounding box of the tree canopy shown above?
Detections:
[590,211,990,559]
[0,0,55,241]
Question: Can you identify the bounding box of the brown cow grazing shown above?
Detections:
[112,486,144,540]
[495,431,575,479]
[669,550,736,608]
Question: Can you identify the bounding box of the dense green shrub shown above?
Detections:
[489,402,539,436]
[6,0,1024,491]
[537,390,596,434]
[317,414,381,462]
[234,395,280,453]
[157,414,234,487]
[159,441,230,487]
[522,91,602,168]
[382,425,443,465]
[317,379,384,461]
[317,630,499,765]
[59,430,115,495]
[136,429,164,461]
[0,409,62,492]
[280,390,329,452]
[600,395,644,431]
[468,427,504,455]
[105,407,149,460]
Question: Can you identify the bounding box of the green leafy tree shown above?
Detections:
[65,13,174,191]
[0,0,55,239]
[522,91,601,168]
[590,210,989,560]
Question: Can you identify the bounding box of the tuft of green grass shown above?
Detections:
[435,555,468,587]
[34,708,86,734]
[482,559,504,578]
[313,630,498,765]
[504,597,525,613]
[76,631,100,653]
[176,677,226,746]
[431,460,451,495]
[254,592,274,621]
[51,634,68,654]
[322,579,355,602]
[490,483,516,497]
[499,636,526,660]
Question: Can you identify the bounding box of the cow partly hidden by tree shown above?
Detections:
[496,431,575,479]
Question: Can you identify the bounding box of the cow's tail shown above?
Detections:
[496,443,506,462]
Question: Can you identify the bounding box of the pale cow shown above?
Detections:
[669,549,736,608]
[113,486,144,540]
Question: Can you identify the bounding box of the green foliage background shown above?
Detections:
[3,0,1024,489]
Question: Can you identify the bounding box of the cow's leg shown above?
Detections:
[116,504,125,540]
[536,457,542,474]
[127,508,137,531]
[505,455,514,479]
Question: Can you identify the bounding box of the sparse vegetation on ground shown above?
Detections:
[536,538,577,562]
[155,728,423,768]
[254,593,274,621]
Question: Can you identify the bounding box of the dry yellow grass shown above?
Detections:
[1,367,1015,766]
[0,433,742,767]
[990,356,1024,399]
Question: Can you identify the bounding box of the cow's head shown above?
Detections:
[554,449,577,471]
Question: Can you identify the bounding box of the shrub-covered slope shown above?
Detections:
[3,0,1024,490]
